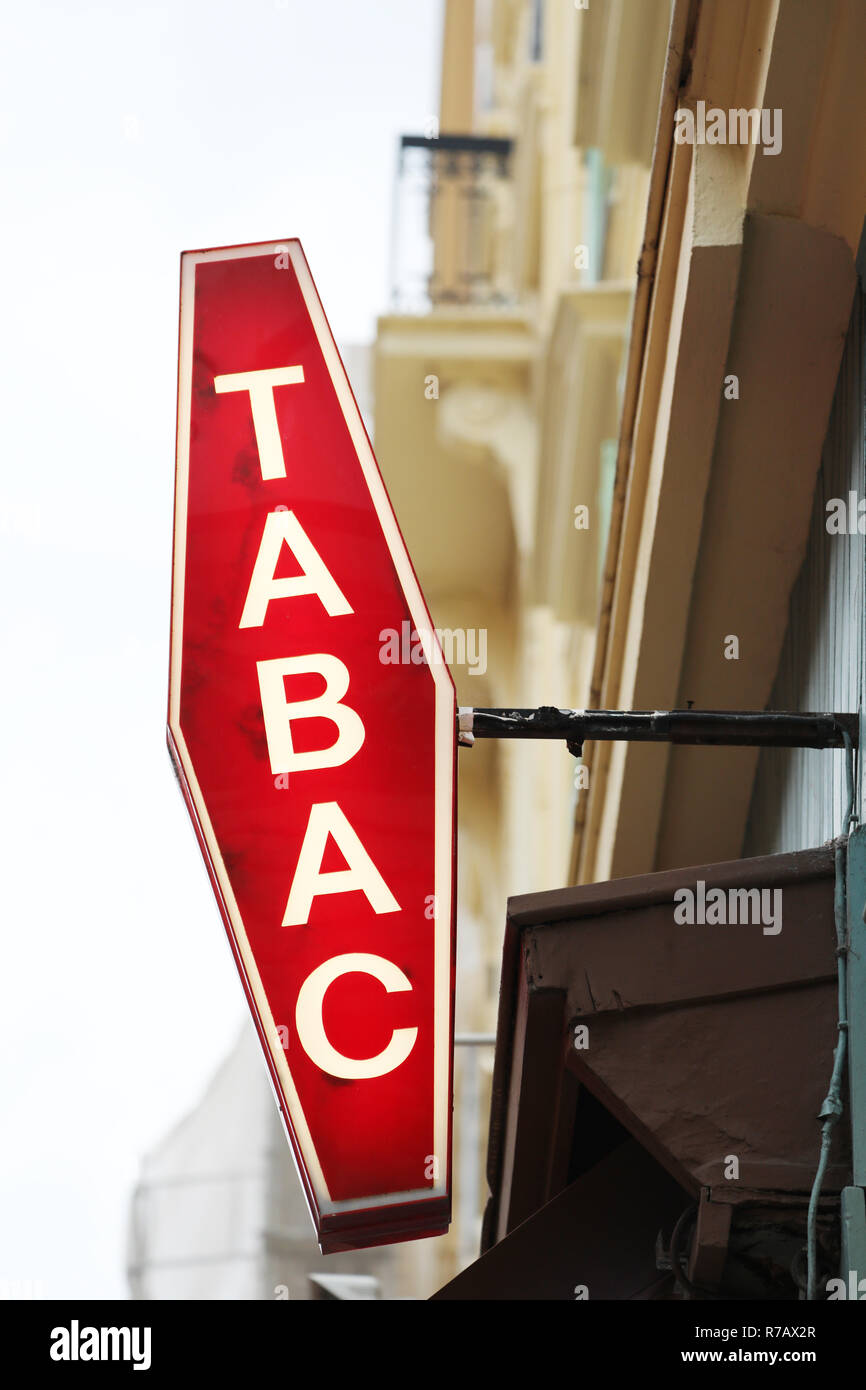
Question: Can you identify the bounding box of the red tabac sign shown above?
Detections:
[168,240,457,1252]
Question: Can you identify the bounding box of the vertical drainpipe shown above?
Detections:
[843,826,866,1290]
[841,254,866,1293]
[569,0,695,885]
[845,811,861,1289]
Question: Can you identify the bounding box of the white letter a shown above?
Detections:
[283,802,399,926]
[240,510,352,628]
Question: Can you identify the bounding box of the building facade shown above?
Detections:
[133,0,866,1300]
[429,0,866,1300]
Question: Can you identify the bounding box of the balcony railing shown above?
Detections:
[389,134,515,313]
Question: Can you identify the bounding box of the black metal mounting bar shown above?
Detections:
[456,707,860,754]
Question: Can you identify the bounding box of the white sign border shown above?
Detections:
[168,239,455,1230]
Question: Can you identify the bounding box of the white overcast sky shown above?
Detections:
[0,0,442,1299]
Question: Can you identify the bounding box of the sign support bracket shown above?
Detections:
[457,706,859,754]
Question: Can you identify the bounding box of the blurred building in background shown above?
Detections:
[130,0,674,1298]
[374,0,670,1287]
[127,1024,404,1300]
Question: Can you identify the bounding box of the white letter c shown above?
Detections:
[295,953,417,1079]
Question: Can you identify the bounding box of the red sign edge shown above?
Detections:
[166,239,458,1252]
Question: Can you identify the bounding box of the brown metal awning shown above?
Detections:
[434,845,850,1300]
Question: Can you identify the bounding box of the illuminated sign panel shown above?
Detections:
[168,240,456,1252]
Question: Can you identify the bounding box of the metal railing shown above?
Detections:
[389,134,515,313]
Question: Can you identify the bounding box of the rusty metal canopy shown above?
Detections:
[435,845,850,1300]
